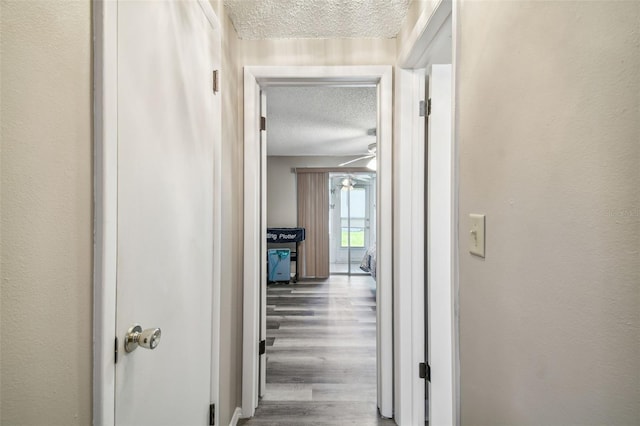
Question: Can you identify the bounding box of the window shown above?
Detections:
[341,187,366,248]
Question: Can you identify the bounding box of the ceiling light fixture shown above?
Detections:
[366,158,376,171]
[341,177,354,191]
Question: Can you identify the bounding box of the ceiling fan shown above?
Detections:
[339,142,377,169]
[333,174,371,192]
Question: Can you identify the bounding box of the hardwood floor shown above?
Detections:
[239,275,395,426]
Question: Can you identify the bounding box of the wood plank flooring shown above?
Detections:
[239,275,395,426]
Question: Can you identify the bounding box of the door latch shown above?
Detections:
[124,324,162,353]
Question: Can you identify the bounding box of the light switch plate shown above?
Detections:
[469,214,485,258]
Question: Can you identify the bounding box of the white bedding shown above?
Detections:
[359,244,377,280]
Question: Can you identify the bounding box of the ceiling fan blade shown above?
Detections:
[339,154,374,167]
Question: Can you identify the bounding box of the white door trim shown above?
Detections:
[93,1,117,423]
[451,4,461,422]
[205,3,223,424]
[427,62,455,426]
[242,66,393,419]
[398,0,453,69]
[394,0,458,425]
[393,67,427,426]
[92,1,222,424]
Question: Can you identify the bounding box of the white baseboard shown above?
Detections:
[229,407,242,426]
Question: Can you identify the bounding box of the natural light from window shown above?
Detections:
[341,187,366,248]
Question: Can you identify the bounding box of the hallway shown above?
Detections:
[239,276,395,425]
[3,1,639,424]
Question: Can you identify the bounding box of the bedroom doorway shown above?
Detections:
[243,66,393,420]
[329,172,376,275]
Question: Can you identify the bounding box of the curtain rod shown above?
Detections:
[293,167,373,174]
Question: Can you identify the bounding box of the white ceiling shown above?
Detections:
[224,0,410,39]
[265,86,376,156]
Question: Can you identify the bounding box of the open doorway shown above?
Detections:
[249,85,385,423]
[242,66,393,421]
[329,172,377,275]
[264,85,377,280]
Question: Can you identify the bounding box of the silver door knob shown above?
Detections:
[124,324,161,353]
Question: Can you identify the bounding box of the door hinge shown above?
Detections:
[259,339,266,355]
[114,337,118,364]
[419,362,430,381]
[420,99,432,116]
[212,70,219,94]
[420,98,432,117]
[209,403,215,425]
[260,116,266,131]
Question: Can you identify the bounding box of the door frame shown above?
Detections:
[331,174,373,270]
[394,0,459,425]
[92,1,223,424]
[242,66,393,418]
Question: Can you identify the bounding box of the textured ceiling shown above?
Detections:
[265,86,376,156]
[224,0,410,39]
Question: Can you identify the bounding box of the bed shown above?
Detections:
[360,244,377,280]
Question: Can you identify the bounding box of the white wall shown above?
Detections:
[242,38,396,66]
[456,2,640,424]
[1,1,93,424]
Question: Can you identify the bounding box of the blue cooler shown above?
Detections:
[268,249,291,283]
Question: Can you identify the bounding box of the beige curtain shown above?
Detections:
[296,171,330,278]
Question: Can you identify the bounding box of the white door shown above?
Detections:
[259,90,268,398]
[115,1,220,424]
[426,64,454,426]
